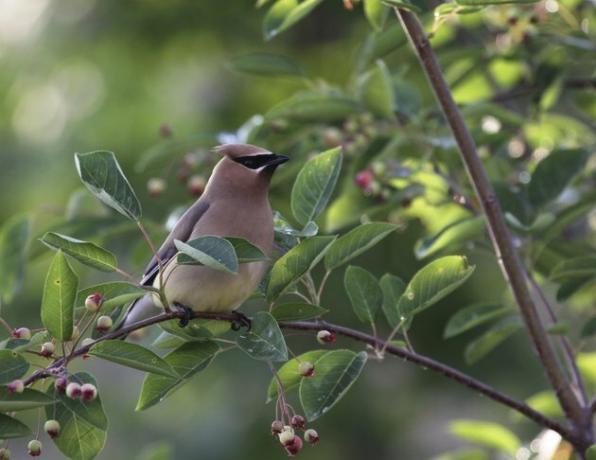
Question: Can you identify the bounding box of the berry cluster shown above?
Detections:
[272,418,320,457]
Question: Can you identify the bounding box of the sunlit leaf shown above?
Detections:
[464,317,522,365]
[364,0,387,31]
[0,413,31,438]
[444,303,512,339]
[0,350,29,384]
[0,387,54,411]
[511,390,563,421]
[237,312,288,362]
[358,60,395,118]
[415,216,484,259]
[271,303,328,321]
[266,350,327,402]
[263,0,324,40]
[175,236,239,274]
[381,0,422,13]
[228,52,305,77]
[41,232,118,272]
[0,214,30,304]
[225,237,268,263]
[344,266,383,324]
[449,420,521,455]
[380,273,406,328]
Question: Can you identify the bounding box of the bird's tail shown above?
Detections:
[114,294,161,336]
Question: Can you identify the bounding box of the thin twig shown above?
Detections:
[0,317,13,335]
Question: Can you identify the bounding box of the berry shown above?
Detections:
[44,419,61,438]
[298,361,315,378]
[40,342,55,357]
[0,447,10,459]
[147,178,167,197]
[271,420,284,436]
[96,315,113,333]
[81,383,97,402]
[81,338,95,348]
[12,327,31,340]
[290,415,306,430]
[284,435,303,456]
[304,429,320,445]
[66,382,82,399]
[84,293,103,312]
[55,377,68,393]
[316,330,336,345]
[187,175,206,197]
[278,426,295,446]
[27,440,41,457]
[159,123,173,138]
[7,380,24,394]
[355,169,374,189]
[322,128,342,147]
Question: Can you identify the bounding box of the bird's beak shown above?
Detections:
[265,154,290,167]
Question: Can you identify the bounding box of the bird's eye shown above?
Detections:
[233,154,273,169]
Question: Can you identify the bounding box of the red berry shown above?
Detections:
[55,377,68,393]
[271,420,284,435]
[355,169,374,189]
[40,342,55,357]
[304,429,320,445]
[12,327,31,340]
[187,175,206,197]
[316,330,336,344]
[290,415,306,430]
[81,383,97,402]
[85,293,103,312]
[66,382,82,399]
[278,427,295,446]
[298,361,315,378]
[284,435,303,456]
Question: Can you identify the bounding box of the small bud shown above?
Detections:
[147,178,167,197]
[187,175,206,197]
[159,123,173,138]
[40,341,55,357]
[96,315,113,333]
[278,426,295,446]
[316,330,336,345]
[298,361,315,378]
[304,429,320,445]
[284,435,303,456]
[84,293,103,312]
[27,440,42,457]
[7,380,24,394]
[271,420,284,436]
[55,377,68,393]
[66,382,82,399]
[354,169,374,189]
[290,415,306,430]
[44,419,61,439]
[81,383,97,402]
[0,447,10,460]
[70,326,80,342]
[12,327,31,340]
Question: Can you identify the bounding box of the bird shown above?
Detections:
[118,143,289,330]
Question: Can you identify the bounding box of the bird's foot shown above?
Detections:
[173,303,194,328]
[231,311,252,332]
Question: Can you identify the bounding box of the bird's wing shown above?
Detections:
[140,200,210,286]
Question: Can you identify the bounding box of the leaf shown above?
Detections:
[266,92,360,123]
[266,350,327,402]
[0,214,30,304]
[0,387,55,411]
[0,350,29,384]
[75,150,142,220]
[299,350,367,421]
[77,282,145,314]
[291,147,343,226]
[528,148,589,209]
[152,332,186,350]
[357,60,395,118]
[225,237,268,263]
[263,0,324,40]
[136,341,219,411]
[228,52,305,77]
[587,445,596,460]
[46,372,107,460]
[398,256,475,319]
[41,251,79,341]
[515,390,563,420]
[431,449,490,460]
[271,303,328,321]
[344,266,383,324]
[444,303,512,339]
[464,317,523,365]
[550,256,596,280]
[449,420,521,455]
[364,0,387,31]
[415,216,485,259]
[380,273,406,328]
[237,312,288,362]
[0,413,31,438]
[581,316,596,339]
[175,236,239,274]
[267,236,336,301]
[381,0,422,13]
[88,340,177,377]
[41,232,118,272]
[324,222,396,270]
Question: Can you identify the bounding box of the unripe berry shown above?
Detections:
[27,440,42,457]
[0,447,10,459]
[12,327,31,340]
[304,428,320,445]
[147,178,167,197]
[84,293,103,312]
[66,382,82,399]
[96,315,113,333]
[81,383,97,402]
[322,128,343,147]
[7,380,24,394]
[44,419,61,438]
[290,414,306,430]
[278,426,295,446]
[298,361,315,378]
[40,342,55,357]
[316,330,336,345]
[187,175,206,197]
[80,338,95,349]
[355,169,374,189]
[284,435,303,456]
[271,420,284,435]
[55,377,68,393]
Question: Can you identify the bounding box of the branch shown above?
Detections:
[391,7,587,433]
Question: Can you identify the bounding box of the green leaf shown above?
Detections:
[41,251,79,341]
[415,216,484,259]
[550,256,596,280]
[271,303,328,321]
[237,312,288,362]
[263,0,324,40]
[0,413,31,438]
[225,237,268,263]
[41,232,118,272]
[449,420,521,455]
[344,266,383,324]
[0,214,30,304]
[324,222,396,270]
[381,0,422,13]
[587,445,596,460]
[357,60,395,118]
[267,92,360,123]
[0,350,29,384]
[528,148,589,209]
[299,350,367,421]
[75,150,142,220]
[0,387,54,411]
[77,282,145,314]
[267,235,336,300]
[152,332,186,350]
[444,303,512,339]
[136,341,219,411]
[398,256,475,319]
[464,317,522,365]
[581,316,596,339]
[515,390,563,420]
[380,273,406,328]
[291,147,343,226]
[266,350,327,402]
[228,52,305,77]
[88,340,177,378]
[159,319,230,342]
[46,372,107,460]
[431,449,489,460]
[364,0,387,31]
[175,236,239,274]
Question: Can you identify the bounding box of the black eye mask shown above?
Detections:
[233,154,289,169]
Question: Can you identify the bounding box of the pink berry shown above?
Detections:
[147,178,167,197]
[55,377,68,393]
[12,327,31,340]
[290,415,306,430]
[304,428,320,445]
[298,361,315,378]
[316,330,336,344]
[355,169,374,189]
[7,380,24,394]
[187,175,206,197]
[80,383,97,402]
[44,420,61,438]
[284,435,303,456]
[271,420,284,435]
[84,293,103,312]
[66,382,82,399]
[278,426,295,446]
[40,341,55,357]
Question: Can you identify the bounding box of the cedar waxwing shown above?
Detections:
[119,143,289,329]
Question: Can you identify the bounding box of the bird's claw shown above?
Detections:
[231,311,252,332]
[173,303,194,328]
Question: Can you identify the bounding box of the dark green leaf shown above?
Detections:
[263,0,324,40]
[0,387,54,411]
[380,273,406,328]
[449,420,521,455]
[77,282,145,315]
[41,232,118,272]
[175,236,239,274]
[152,332,186,350]
[225,237,268,263]
[266,350,327,402]
[0,214,30,305]
[464,317,522,365]
[581,317,596,339]
[237,312,288,361]
[0,350,29,384]
[228,52,305,77]
[415,216,484,259]
[0,413,31,438]
[550,256,596,280]
[357,60,395,118]
[344,266,383,324]
[41,251,79,341]
[271,303,328,321]
[266,92,360,123]
[299,350,367,421]
[364,0,387,31]
[444,303,512,339]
